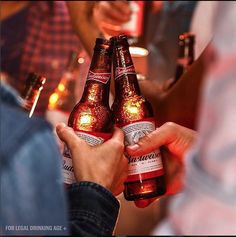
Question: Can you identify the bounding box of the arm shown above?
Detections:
[139,45,208,129]
[56,124,128,235]
[66,1,99,57]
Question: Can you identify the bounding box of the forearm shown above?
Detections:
[66,1,99,57]
[67,182,120,236]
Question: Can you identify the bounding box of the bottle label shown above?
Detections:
[63,130,112,184]
[115,65,136,80]
[87,70,111,84]
[121,1,144,37]
[119,119,164,182]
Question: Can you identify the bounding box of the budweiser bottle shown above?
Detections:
[21,72,46,117]
[46,51,81,124]
[173,32,195,84]
[111,35,166,201]
[63,38,113,185]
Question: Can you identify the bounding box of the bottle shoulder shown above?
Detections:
[112,95,153,123]
[69,101,113,133]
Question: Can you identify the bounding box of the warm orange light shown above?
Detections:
[129,46,149,57]
[127,104,138,114]
[58,83,65,92]
[48,93,59,108]
[80,113,92,125]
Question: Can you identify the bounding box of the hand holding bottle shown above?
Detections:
[57,123,129,196]
[127,122,197,207]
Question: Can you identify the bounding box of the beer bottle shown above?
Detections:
[111,35,166,201]
[21,72,46,117]
[63,38,113,185]
[173,32,195,84]
[46,51,81,124]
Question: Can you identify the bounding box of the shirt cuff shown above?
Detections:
[67,181,120,235]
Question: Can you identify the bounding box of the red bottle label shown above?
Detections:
[63,130,112,184]
[87,70,111,84]
[117,118,164,182]
[115,65,136,80]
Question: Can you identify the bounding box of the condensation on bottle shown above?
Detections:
[110,35,166,202]
[62,38,113,185]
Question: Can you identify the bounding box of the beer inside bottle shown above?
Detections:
[111,35,166,201]
[63,38,113,185]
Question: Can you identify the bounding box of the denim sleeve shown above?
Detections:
[68,182,120,236]
[0,129,69,236]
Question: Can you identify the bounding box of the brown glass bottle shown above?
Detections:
[48,51,80,113]
[174,32,195,84]
[21,72,46,117]
[111,35,166,201]
[63,38,113,185]
[46,51,82,125]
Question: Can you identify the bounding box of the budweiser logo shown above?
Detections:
[63,160,74,172]
[87,70,111,84]
[115,65,136,80]
[128,151,160,164]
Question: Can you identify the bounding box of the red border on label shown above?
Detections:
[126,169,164,182]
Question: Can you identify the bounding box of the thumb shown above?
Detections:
[126,126,170,156]
[56,123,88,151]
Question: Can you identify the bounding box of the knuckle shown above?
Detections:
[112,140,125,151]
[138,133,152,145]
[163,122,176,131]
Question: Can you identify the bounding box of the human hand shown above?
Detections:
[56,123,128,196]
[126,122,197,207]
[93,1,132,38]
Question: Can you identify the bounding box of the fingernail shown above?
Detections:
[129,144,140,151]
[56,123,66,131]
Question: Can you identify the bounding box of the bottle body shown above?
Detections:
[22,72,46,117]
[63,38,113,185]
[111,35,166,201]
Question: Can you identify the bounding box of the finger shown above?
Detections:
[126,122,180,156]
[134,197,159,208]
[104,127,125,148]
[97,1,131,23]
[56,123,88,151]
[112,1,132,15]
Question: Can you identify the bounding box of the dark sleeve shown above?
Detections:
[67,182,120,236]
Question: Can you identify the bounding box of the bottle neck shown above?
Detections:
[81,48,111,104]
[177,42,194,67]
[113,45,141,99]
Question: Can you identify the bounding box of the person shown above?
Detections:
[0,80,128,236]
[128,1,236,234]
[92,1,197,84]
[0,1,85,116]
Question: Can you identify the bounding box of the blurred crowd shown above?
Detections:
[1,1,236,235]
